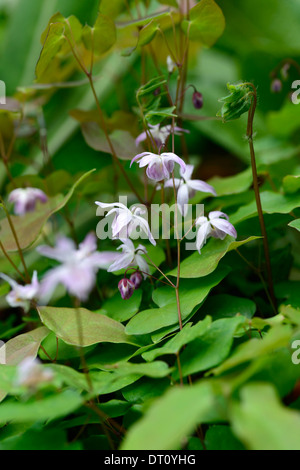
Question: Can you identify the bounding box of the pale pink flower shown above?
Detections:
[107,239,149,279]
[196,211,237,253]
[8,188,48,215]
[0,271,39,312]
[130,151,186,182]
[37,233,119,302]
[164,164,216,215]
[95,201,156,245]
[135,124,188,148]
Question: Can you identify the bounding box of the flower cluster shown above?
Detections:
[0,124,237,307]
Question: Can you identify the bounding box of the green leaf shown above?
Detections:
[138,20,159,47]
[283,175,300,194]
[99,0,126,18]
[145,106,177,126]
[81,122,143,160]
[231,191,300,225]
[99,360,172,378]
[121,382,216,450]
[125,268,229,335]
[205,425,245,450]
[101,290,142,322]
[199,294,256,320]
[0,426,78,451]
[231,383,300,450]
[35,22,65,81]
[3,327,50,366]
[174,316,246,379]
[267,101,300,138]
[207,168,253,197]
[212,325,292,376]
[0,169,95,252]
[142,317,212,362]
[37,306,140,347]
[169,236,259,278]
[82,13,116,55]
[181,0,225,47]
[157,0,178,7]
[288,219,300,232]
[0,390,82,424]
[36,13,83,83]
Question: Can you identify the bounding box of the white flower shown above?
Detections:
[95,201,156,245]
[37,233,119,302]
[16,356,53,387]
[0,271,39,312]
[135,124,189,148]
[107,239,149,279]
[130,151,186,182]
[8,188,48,215]
[167,55,176,74]
[196,211,237,253]
[164,164,217,215]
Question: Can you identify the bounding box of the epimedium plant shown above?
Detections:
[0,0,299,451]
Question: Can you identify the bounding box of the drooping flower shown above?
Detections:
[195,211,237,253]
[95,201,156,245]
[130,271,143,289]
[271,78,282,93]
[130,151,186,182]
[192,91,203,110]
[0,271,40,312]
[107,239,149,279]
[8,188,48,215]
[16,356,53,388]
[135,124,189,148]
[164,164,216,216]
[118,278,135,300]
[37,232,119,302]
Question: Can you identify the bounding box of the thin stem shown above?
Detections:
[73,298,93,393]
[65,32,143,203]
[0,239,26,281]
[87,74,144,203]
[172,172,183,330]
[137,249,176,288]
[245,84,276,309]
[0,198,30,282]
[161,183,172,267]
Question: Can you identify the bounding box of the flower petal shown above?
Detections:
[196,221,212,253]
[177,183,189,216]
[211,218,237,239]
[188,179,217,196]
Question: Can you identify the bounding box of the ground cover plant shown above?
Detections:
[0,0,299,451]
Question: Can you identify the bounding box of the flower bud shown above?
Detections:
[271,78,282,93]
[192,91,203,110]
[217,82,252,122]
[118,278,135,300]
[130,271,143,289]
[280,63,290,80]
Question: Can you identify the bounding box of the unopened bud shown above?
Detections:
[280,63,290,80]
[130,272,143,289]
[118,278,135,300]
[167,55,176,74]
[271,78,282,93]
[192,91,203,110]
